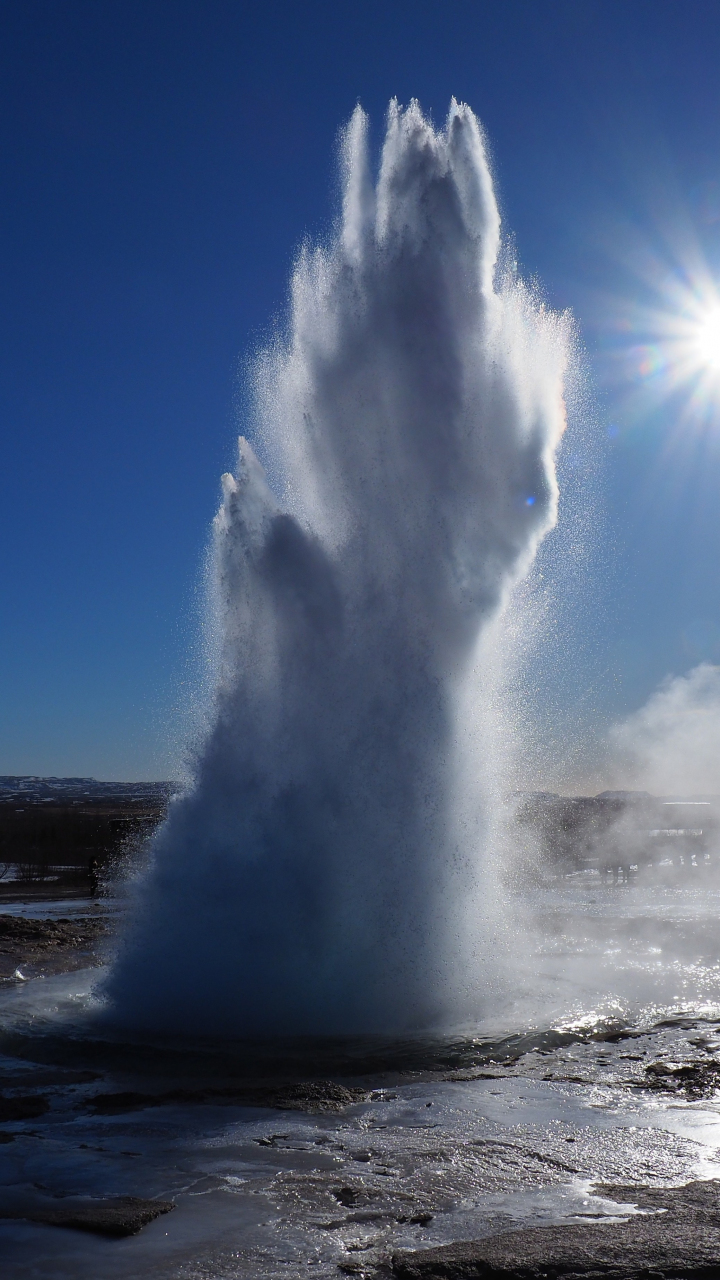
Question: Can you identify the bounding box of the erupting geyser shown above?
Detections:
[108,101,570,1036]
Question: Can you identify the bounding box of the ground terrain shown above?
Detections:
[3,785,720,1277]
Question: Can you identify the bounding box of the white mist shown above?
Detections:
[107,100,570,1035]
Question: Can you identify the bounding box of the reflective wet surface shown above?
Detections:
[3,879,720,1277]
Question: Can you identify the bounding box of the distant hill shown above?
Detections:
[0,778,181,897]
[0,776,180,807]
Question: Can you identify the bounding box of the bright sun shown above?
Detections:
[609,237,720,432]
[696,306,720,371]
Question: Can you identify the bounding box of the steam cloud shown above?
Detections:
[609,663,720,796]
[107,101,569,1036]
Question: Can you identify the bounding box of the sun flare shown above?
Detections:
[695,305,720,372]
[606,234,720,436]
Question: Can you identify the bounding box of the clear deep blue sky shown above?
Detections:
[2,1,720,780]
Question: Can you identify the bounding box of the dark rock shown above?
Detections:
[392,1220,720,1278]
[335,1185,364,1207]
[0,914,109,979]
[0,1067,99,1088]
[595,1179,720,1218]
[391,1179,720,1278]
[1,1196,175,1237]
[88,1090,160,1114]
[0,916,106,949]
[643,1059,720,1099]
[88,1077,367,1115]
[0,1094,49,1122]
[262,1079,366,1112]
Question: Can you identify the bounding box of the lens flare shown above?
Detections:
[695,305,720,372]
[598,206,720,447]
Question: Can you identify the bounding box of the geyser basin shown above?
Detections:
[107,100,570,1037]
[7,881,720,1279]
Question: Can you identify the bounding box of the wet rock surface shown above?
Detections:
[390,1216,720,1278]
[5,899,720,1277]
[0,1194,174,1237]
[88,1078,368,1115]
[390,1180,720,1278]
[596,1177,720,1213]
[643,1059,720,1098]
[0,914,108,979]
[0,1093,49,1121]
[4,1006,720,1272]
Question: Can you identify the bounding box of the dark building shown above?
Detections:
[511,790,720,877]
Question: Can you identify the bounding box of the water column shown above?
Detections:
[107,100,569,1037]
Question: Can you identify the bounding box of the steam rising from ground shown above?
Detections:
[108,101,569,1036]
[608,663,720,795]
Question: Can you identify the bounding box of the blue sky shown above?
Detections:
[2,1,720,781]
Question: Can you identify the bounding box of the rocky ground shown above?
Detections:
[390,1179,720,1278]
[0,912,109,980]
[3,910,720,1278]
